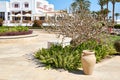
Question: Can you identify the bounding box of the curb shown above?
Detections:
[0,33,38,39]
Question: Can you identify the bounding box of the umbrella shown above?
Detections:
[24,13,31,17]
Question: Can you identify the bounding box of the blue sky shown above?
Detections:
[1,0,120,19]
[48,0,120,12]
[1,0,120,13]
[48,0,120,19]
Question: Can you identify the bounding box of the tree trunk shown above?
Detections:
[112,1,115,23]
[106,0,109,21]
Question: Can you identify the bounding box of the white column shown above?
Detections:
[31,14,34,21]
[31,0,35,21]
[20,11,22,24]
[5,12,8,23]
[10,11,12,21]
[20,2,23,24]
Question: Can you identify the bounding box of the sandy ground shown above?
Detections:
[0,29,120,80]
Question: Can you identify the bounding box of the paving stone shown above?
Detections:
[0,30,120,80]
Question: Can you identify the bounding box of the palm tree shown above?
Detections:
[76,0,90,10]
[98,0,110,20]
[101,8,110,20]
[71,2,78,13]
[98,0,106,11]
[71,0,91,13]
[110,0,120,23]
[106,0,109,10]
[115,13,120,20]
[105,0,110,20]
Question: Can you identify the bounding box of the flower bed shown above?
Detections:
[0,26,33,36]
[0,30,33,36]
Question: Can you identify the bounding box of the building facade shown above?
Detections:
[0,0,54,25]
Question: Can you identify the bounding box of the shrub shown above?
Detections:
[0,18,3,26]
[35,40,114,70]
[0,26,32,36]
[76,40,112,62]
[32,20,44,28]
[35,45,81,71]
[35,10,113,71]
[15,26,29,32]
[114,24,120,29]
[114,40,120,52]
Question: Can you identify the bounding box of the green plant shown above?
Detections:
[15,26,29,32]
[35,39,114,71]
[0,26,31,36]
[114,40,120,52]
[76,40,114,62]
[95,44,109,62]
[101,35,119,55]
[114,24,120,29]
[0,27,7,33]
[35,45,81,71]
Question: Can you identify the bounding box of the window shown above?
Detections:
[0,12,5,20]
[14,4,19,8]
[8,12,10,20]
[24,3,29,8]
[40,17,45,20]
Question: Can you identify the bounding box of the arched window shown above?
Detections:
[24,2,29,8]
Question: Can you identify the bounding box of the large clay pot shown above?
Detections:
[81,50,96,75]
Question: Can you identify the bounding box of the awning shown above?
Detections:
[23,13,31,17]
[16,14,22,17]
[9,14,16,16]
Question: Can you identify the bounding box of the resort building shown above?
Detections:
[0,0,54,26]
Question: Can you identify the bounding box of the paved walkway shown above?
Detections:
[0,30,120,80]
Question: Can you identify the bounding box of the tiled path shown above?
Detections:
[0,30,120,80]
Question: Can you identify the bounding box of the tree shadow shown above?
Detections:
[113,53,120,56]
[25,53,45,68]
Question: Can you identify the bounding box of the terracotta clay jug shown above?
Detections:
[81,50,96,75]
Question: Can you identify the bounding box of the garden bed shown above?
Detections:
[34,35,120,71]
[0,26,33,36]
[34,40,115,71]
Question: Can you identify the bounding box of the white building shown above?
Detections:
[0,0,54,26]
[115,20,120,24]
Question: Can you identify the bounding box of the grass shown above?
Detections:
[109,35,120,42]
[106,35,120,55]
[0,26,32,36]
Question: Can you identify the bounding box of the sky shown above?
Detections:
[48,0,120,19]
[47,0,120,12]
[1,0,120,19]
